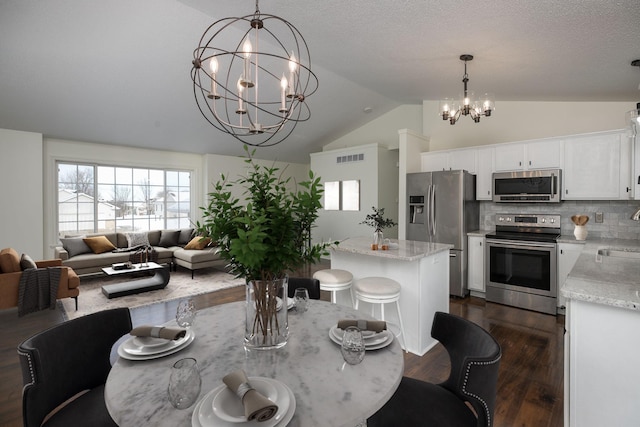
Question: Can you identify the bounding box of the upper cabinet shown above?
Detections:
[494,140,562,171]
[563,131,631,200]
[421,149,477,173]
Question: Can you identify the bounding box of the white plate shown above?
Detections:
[212,377,279,423]
[117,329,195,360]
[286,297,294,310]
[196,378,294,427]
[329,327,394,351]
[330,326,390,346]
[121,329,192,356]
[132,335,171,349]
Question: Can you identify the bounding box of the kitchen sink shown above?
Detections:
[595,247,640,262]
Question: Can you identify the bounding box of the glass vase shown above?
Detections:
[372,229,383,250]
[245,276,289,350]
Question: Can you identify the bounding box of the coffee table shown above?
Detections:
[101,262,170,299]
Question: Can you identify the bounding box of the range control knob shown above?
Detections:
[541,218,546,223]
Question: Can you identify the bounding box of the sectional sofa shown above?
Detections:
[54,229,225,278]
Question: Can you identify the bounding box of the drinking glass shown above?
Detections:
[167,357,201,409]
[293,287,309,313]
[341,326,365,365]
[176,298,196,328]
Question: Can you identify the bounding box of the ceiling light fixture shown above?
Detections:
[190,0,318,147]
[439,54,495,125]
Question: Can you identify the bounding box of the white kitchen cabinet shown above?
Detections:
[421,149,477,173]
[557,242,583,309]
[494,139,562,171]
[421,151,448,172]
[467,235,485,294]
[476,147,494,200]
[563,131,630,200]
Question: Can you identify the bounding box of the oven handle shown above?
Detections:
[486,239,556,249]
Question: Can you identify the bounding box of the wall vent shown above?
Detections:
[336,153,364,164]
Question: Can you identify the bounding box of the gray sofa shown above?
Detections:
[54,229,225,278]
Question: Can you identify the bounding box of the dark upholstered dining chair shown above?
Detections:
[18,308,132,427]
[368,311,502,427]
[287,277,321,300]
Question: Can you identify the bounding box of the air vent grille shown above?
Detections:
[336,153,364,164]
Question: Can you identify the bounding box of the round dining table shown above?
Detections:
[104,300,404,427]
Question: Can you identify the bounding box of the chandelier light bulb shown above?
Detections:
[241,39,253,88]
[207,57,219,99]
[280,74,288,113]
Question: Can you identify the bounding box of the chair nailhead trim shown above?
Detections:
[17,349,36,387]
[461,354,502,427]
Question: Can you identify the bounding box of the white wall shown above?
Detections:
[0,129,44,258]
[323,104,423,151]
[310,144,398,245]
[422,100,634,151]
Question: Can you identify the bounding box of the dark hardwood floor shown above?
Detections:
[0,261,564,427]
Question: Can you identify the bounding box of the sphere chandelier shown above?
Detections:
[439,54,495,125]
[191,0,318,147]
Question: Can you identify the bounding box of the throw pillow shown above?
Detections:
[179,228,195,245]
[0,247,21,273]
[125,232,150,248]
[158,230,180,247]
[83,235,117,254]
[20,253,37,270]
[60,236,91,258]
[184,236,211,250]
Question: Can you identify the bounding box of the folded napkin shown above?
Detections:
[337,319,387,332]
[129,325,186,340]
[222,369,278,422]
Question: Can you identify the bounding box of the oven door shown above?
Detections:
[485,238,557,298]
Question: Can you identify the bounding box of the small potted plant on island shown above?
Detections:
[360,206,397,250]
[196,148,333,350]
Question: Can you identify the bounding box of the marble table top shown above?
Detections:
[333,237,452,261]
[105,300,404,427]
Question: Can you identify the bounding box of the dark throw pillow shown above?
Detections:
[60,237,91,258]
[158,230,180,247]
[20,253,38,270]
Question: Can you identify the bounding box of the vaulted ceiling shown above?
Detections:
[1,0,639,163]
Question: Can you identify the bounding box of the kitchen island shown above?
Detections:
[561,239,640,427]
[331,237,452,355]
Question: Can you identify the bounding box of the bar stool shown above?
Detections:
[353,276,406,349]
[312,269,354,306]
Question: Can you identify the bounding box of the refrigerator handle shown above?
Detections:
[425,185,432,236]
[431,184,436,236]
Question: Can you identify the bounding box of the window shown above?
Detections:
[323,180,360,211]
[57,162,191,237]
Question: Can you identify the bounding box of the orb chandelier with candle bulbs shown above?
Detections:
[439,54,495,125]
[191,0,318,146]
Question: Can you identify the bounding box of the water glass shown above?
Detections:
[167,358,201,409]
[341,326,365,365]
[293,288,309,313]
[176,298,197,328]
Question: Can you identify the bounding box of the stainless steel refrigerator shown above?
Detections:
[406,170,479,297]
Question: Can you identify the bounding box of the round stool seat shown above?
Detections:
[313,269,354,305]
[353,277,401,300]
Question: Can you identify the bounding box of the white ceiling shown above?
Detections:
[1,0,639,163]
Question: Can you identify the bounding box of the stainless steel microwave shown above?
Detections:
[492,169,561,203]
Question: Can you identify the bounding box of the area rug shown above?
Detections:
[60,268,245,320]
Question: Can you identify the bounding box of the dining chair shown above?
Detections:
[367,311,502,427]
[287,277,321,300]
[18,307,132,427]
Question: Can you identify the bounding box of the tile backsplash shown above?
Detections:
[480,200,640,240]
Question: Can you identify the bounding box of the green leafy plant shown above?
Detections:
[360,206,397,232]
[196,147,332,282]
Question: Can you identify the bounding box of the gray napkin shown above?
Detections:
[222,369,278,422]
[337,319,387,332]
[129,325,186,340]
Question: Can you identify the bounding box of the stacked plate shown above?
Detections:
[117,329,195,361]
[192,377,296,427]
[328,326,394,350]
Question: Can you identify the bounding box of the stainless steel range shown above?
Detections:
[485,213,560,315]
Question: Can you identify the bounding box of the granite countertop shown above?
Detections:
[467,229,492,237]
[333,237,452,261]
[561,238,640,311]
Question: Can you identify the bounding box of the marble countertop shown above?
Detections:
[561,238,640,311]
[467,229,492,237]
[105,300,404,427]
[333,237,452,261]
